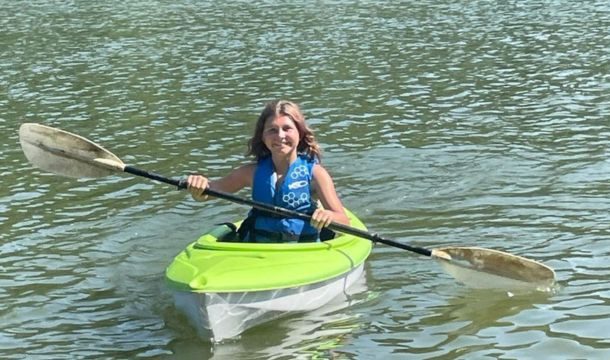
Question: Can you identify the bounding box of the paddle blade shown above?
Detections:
[19,123,125,178]
[435,246,556,291]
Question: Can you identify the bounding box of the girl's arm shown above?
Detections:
[187,163,256,201]
[311,164,350,228]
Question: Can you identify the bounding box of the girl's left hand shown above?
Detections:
[310,208,333,230]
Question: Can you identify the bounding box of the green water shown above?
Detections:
[2,1,610,358]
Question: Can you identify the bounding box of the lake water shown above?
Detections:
[2,0,610,359]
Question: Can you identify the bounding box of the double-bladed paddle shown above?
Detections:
[18,122,556,290]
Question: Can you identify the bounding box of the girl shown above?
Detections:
[186,100,349,242]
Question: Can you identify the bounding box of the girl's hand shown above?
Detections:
[310,208,333,230]
[186,174,209,201]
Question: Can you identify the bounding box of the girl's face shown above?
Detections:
[262,115,301,158]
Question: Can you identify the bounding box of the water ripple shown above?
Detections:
[2,0,610,358]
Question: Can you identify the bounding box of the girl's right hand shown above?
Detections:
[186,174,209,201]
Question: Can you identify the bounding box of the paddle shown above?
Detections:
[18,122,556,290]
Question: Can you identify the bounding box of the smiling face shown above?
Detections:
[262,115,301,160]
[248,100,320,162]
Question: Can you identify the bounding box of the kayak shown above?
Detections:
[165,209,372,342]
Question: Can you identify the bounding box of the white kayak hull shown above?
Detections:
[172,263,365,342]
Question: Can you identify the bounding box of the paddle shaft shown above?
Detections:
[124,165,432,257]
[18,123,558,288]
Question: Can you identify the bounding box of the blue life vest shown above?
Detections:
[249,155,319,241]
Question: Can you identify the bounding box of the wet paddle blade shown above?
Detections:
[19,123,125,178]
[435,247,556,291]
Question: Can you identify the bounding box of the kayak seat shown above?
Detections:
[215,222,240,242]
[320,228,336,241]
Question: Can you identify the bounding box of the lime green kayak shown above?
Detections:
[165,209,372,341]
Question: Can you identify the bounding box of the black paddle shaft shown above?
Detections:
[123,165,433,257]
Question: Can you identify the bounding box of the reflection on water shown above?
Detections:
[164,269,373,360]
[2,0,610,358]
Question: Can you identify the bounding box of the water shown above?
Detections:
[2,0,610,358]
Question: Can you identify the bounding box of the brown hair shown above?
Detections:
[247,100,322,161]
